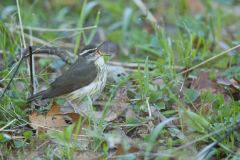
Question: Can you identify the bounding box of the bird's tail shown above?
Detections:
[27,91,45,102]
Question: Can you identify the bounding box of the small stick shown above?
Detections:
[28,46,34,95]
[180,44,240,75]
[23,46,76,65]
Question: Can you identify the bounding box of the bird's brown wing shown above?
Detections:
[41,57,98,99]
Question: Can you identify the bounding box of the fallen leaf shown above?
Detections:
[29,102,80,131]
[217,78,240,100]
[47,101,61,115]
[186,0,204,15]
[66,112,81,122]
[184,72,229,113]
[191,72,219,93]
[115,144,141,159]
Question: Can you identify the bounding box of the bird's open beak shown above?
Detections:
[96,42,111,56]
[96,48,111,57]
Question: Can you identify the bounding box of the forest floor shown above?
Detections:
[0,0,240,159]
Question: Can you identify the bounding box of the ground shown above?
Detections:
[0,0,240,159]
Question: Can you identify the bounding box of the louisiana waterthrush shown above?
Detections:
[27,44,108,106]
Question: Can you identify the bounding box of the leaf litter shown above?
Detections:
[28,101,81,131]
[1,1,240,159]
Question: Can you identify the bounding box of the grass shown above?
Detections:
[0,0,240,159]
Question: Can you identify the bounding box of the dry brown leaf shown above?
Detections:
[187,72,234,113]
[115,144,142,159]
[66,112,81,122]
[47,101,61,115]
[191,72,238,101]
[217,78,240,100]
[186,0,204,15]
[105,87,129,121]
[29,102,80,131]
[28,113,67,131]
[191,72,219,93]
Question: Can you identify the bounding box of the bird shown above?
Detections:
[27,44,108,106]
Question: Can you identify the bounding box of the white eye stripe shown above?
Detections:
[79,48,97,56]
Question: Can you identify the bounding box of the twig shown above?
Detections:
[109,61,183,70]
[19,46,76,65]
[30,46,76,65]
[180,44,240,75]
[109,61,150,69]
[29,46,34,95]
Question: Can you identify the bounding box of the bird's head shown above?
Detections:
[79,46,100,61]
[79,42,108,62]
[78,42,111,62]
